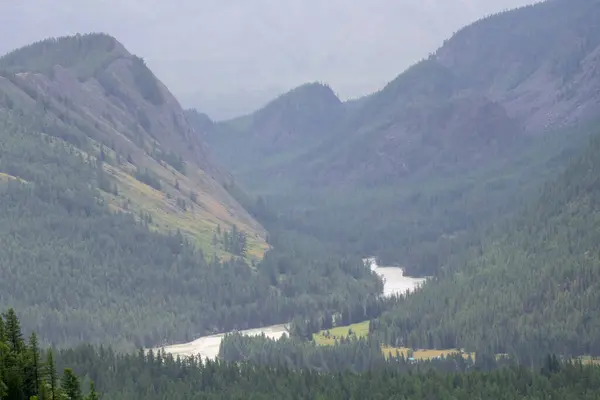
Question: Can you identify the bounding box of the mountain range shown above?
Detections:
[0,0,536,119]
[3,0,600,372]
[203,0,600,274]
[5,1,600,398]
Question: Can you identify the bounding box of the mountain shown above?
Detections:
[185,108,215,135]
[287,0,600,187]
[372,122,600,360]
[0,0,536,119]
[206,82,344,183]
[0,33,267,259]
[0,34,384,350]
[435,0,600,132]
[205,0,600,274]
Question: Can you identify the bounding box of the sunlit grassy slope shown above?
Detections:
[102,162,268,261]
[41,133,268,262]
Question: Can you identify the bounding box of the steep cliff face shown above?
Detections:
[0,33,267,259]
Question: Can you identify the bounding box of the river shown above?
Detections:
[156,257,425,359]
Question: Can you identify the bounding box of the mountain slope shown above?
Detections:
[309,0,600,187]
[372,122,600,360]
[0,34,387,350]
[205,0,600,274]
[436,0,600,132]
[0,33,267,259]
[206,82,344,186]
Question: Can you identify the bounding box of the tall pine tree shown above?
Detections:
[45,350,59,400]
[61,368,82,400]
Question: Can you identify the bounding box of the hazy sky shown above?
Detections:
[0,0,536,119]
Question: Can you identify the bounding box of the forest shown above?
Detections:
[4,2,600,398]
[0,309,98,400]
[367,124,600,361]
[0,80,381,350]
[209,122,600,370]
[7,308,600,399]
[58,340,600,399]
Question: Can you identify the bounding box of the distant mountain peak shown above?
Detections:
[286,81,339,97]
[244,81,344,144]
[0,33,128,76]
[257,82,341,116]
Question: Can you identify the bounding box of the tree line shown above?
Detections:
[1,309,98,400]
[5,308,600,399]
[56,339,600,400]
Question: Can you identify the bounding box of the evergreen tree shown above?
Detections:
[24,332,41,398]
[61,368,82,400]
[4,308,24,353]
[45,350,58,400]
[85,382,99,400]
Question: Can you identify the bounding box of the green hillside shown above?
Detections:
[372,123,600,360]
[0,34,381,350]
[0,33,268,260]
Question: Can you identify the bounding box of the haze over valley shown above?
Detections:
[3,1,600,399]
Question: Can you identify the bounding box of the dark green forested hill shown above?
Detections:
[370,123,600,360]
[204,0,600,275]
[0,34,382,350]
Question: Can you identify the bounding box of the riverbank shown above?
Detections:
[157,257,425,359]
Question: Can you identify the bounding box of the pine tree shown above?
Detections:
[61,368,82,400]
[0,336,6,398]
[85,382,99,400]
[0,379,6,399]
[24,332,42,398]
[4,308,24,353]
[45,350,59,400]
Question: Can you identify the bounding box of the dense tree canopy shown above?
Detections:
[370,125,600,361]
[57,342,600,400]
[0,102,380,350]
[0,309,96,400]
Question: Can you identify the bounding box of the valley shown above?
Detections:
[0,34,381,351]
[4,1,600,398]
[157,257,424,360]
